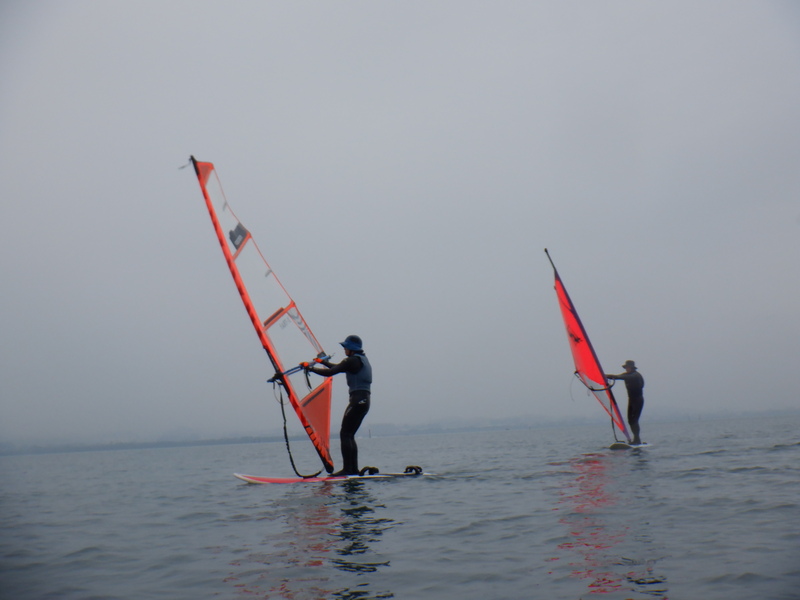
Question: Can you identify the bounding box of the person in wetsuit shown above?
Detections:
[606,360,645,445]
[307,335,372,476]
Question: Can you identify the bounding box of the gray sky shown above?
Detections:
[2,1,799,446]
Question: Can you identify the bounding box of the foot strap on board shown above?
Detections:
[359,466,380,476]
[404,465,422,475]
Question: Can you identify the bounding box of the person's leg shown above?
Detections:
[339,393,370,474]
[628,396,644,444]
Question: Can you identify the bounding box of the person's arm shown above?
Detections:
[606,372,636,382]
[309,356,359,377]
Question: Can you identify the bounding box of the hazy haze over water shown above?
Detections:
[1,2,799,445]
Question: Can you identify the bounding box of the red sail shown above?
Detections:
[545,250,630,441]
[191,157,334,472]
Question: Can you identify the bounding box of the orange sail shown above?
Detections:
[545,249,631,442]
[191,157,334,473]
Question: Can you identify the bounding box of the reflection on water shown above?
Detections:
[225,480,395,599]
[555,453,628,594]
[549,451,669,598]
[332,481,394,575]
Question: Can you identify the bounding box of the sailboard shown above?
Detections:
[190,157,432,480]
[190,157,334,476]
[545,249,632,448]
[234,466,432,485]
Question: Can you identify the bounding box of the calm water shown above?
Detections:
[1,415,799,599]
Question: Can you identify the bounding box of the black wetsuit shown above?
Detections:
[609,370,645,443]
[310,353,371,475]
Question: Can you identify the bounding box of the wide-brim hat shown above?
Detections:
[340,335,363,352]
[622,360,636,369]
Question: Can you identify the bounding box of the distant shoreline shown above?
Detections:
[2,410,797,457]
[0,435,284,457]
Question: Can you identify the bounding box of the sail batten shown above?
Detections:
[546,249,631,442]
[191,157,334,472]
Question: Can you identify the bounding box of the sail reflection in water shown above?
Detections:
[548,452,669,598]
[224,481,395,598]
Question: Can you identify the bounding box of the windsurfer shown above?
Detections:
[307,335,372,476]
[606,360,644,445]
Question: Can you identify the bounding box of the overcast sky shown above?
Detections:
[1,1,799,447]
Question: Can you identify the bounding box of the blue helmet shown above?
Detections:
[340,335,363,352]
